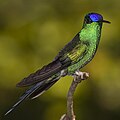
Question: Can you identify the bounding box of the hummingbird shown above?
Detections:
[5,12,110,115]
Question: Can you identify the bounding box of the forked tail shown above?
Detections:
[4,75,60,116]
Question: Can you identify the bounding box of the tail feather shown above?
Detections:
[4,74,61,116]
[29,77,60,99]
[4,81,45,116]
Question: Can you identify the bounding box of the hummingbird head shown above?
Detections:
[83,13,110,27]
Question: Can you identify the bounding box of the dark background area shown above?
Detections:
[0,0,120,120]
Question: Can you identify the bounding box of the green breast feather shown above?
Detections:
[67,22,101,74]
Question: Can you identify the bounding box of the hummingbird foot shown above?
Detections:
[73,70,89,83]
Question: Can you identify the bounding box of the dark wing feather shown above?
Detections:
[17,33,80,87]
[54,33,80,60]
[17,60,63,87]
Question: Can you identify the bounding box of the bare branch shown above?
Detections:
[60,71,89,120]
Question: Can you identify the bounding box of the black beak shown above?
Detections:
[102,20,111,24]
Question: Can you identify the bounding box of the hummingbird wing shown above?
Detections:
[16,59,65,87]
[56,33,87,65]
[16,33,87,87]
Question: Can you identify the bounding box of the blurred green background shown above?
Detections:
[0,0,120,120]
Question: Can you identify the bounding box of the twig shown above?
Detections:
[60,71,89,120]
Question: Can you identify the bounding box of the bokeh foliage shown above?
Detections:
[0,0,120,120]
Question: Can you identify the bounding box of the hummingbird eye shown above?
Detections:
[85,17,93,24]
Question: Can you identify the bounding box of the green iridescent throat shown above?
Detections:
[67,22,102,74]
